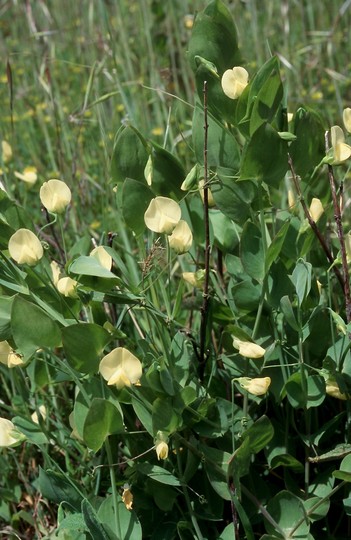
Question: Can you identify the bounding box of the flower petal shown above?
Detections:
[144,197,181,234]
[40,179,71,213]
[221,67,249,100]
[8,229,43,266]
[343,107,351,134]
[168,220,193,254]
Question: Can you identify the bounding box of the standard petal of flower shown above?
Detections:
[309,198,324,223]
[50,261,61,286]
[144,197,181,234]
[331,125,351,164]
[168,220,193,254]
[8,229,44,266]
[0,418,24,447]
[31,405,47,424]
[233,338,265,359]
[343,107,351,134]
[99,347,142,388]
[120,348,143,384]
[40,179,72,213]
[90,246,112,270]
[239,376,271,396]
[221,66,249,100]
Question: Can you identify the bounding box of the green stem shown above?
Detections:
[105,437,122,540]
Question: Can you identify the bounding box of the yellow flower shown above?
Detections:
[1,140,12,163]
[199,179,216,207]
[168,220,193,254]
[90,246,112,270]
[31,405,47,424]
[99,347,142,389]
[144,197,181,234]
[0,417,25,448]
[325,378,348,400]
[0,341,24,368]
[330,125,351,164]
[309,198,324,223]
[221,67,249,100]
[40,179,72,213]
[14,166,38,186]
[233,338,265,359]
[343,107,351,134]
[155,432,169,460]
[238,376,271,396]
[8,228,44,266]
[122,484,133,510]
[56,277,79,298]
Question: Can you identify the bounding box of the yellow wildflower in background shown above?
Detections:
[1,141,12,163]
[31,405,47,424]
[343,107,351,134]
[309,198,324,223]
[221,67,249,100]
[14,166,38,186]
[8,229,43,266]
[122,484,133,510]
[233,337,265,359]
[99,347,142,389]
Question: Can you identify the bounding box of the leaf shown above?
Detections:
[62,323,110,373]
[148,142,185,199]
[137,463,181,486]
[270,454,304,473]
[210,211,240,253]
[12,416,48,445]
[83,398,125,452]
[69,256,116,279]
[290,258,312,306]
[289,107,325,177]
[38,467,83,511]
[132,395,153,436]
[265,220,290,275]
[81,499,110,540]
[333,453,351,482]
[0,294,14,340]
[240,123,288,187]
[264,491,310,538]
[201,445,232,501]
[97,494,142,540]
[110,125,148,184]
[280,295,299,331]
[240,415,274,454]
[212,173,256,225]
[152,397,181,435]
[122,177,154,235]
[11,295,61,359]
[240,221,265,281]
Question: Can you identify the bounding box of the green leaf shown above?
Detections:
[122,177,154,235]
[210,211,240,253]
[333,453,351,482]
[148,142,185,199]
[270,454,304,473]
[132,395,153,436]
[81,499,110,540]
[212,173,256,225]
[240,123,288,187]
[240,221,264,281]
[241,415,274,454]
[265,220,290,274]
[280,295,299,331]
[11,296,61,359]
[152,397,181,435]
[249,57,283,136]
[12,416,48,445]
[97,495,142,540]
[303,496,330,522]
[110,125,148,183]
[201,445,231,500]
[264,491,310,538]
[137,463,181,486]
[69,256,116,279]
[0,294,14,340]
[306,375,326,409]
[62,323,110,373]
[83,398,125,452]
[38,467,83,511]
[290,258,312,305]
[289,107,325,177]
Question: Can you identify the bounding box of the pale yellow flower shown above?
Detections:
[56,277,79,298]
[233,338,265,359]
[31,405,47,424]
[288,189,296,210]
[330,126,351,164]
[40,179,71,213]
[99,347,142,389]
[8,228,44,266]
[168,220,193,254]
[238,376,271,396]
[14,166,38,186]
[0,341,24,368]
[325,378,348,400]
[155,433,169,460]
[144,197,181,234]
[309,198,324,223]
[182,270,205,288]
[343,107,351,134]
[122,484,133,510]
[144,155,153,186]
[0,418,25,448]
[1,141,12,163]
[221,67,249,100]
[90,246,112,270]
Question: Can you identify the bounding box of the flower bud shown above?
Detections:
[168,220,193,254]
[233,337,265,359]
[31,405,47,424]
[155,431,169,460]
[50,260,61,286]
[0,341,24,368]
[309,198,324,223]
[221,67,249,100]
[182,270,205,288]
[122,484,133,510]
[144,197,181,234]
[8,228,43,266]
[199,179,216,207]
[40,179,71,213]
